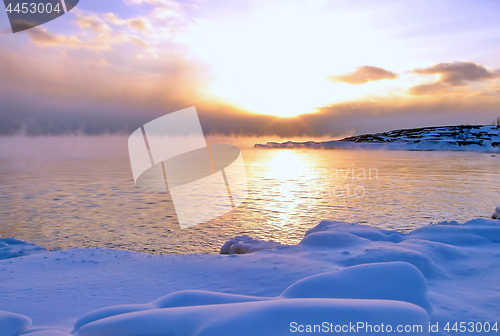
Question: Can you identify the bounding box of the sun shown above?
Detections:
[181,2,399,118]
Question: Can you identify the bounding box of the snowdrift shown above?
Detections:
[220,235,281,254]
[0,237,46,260]
[0,219,499,335]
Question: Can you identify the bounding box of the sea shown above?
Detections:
[1,135,499,254]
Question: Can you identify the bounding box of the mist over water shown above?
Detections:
[0,135,498,254]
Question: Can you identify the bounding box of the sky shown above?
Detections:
[1,0,500,137]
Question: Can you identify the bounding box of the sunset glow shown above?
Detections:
[1,0,500,134]
[183,3,398,117]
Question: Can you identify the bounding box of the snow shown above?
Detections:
[280,262,433,314]
[0,237,47,260]
[17,330,72,336]
[220,235,281,254]
[72,263,431,335]
[255,125,500,152]
[77,299,429,336]
[0,311,31,336]
[493,207,500,219]
[0,218,499,335]
[72,290,270,332]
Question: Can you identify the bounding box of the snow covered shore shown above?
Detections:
[1,218,499,335]
[0,237,47,260]
[255,125,500,152]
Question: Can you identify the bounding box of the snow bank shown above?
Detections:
[220,235,281,254]
[20,330,72,335]
[73,290,270,332]
[78,299,429,336]
[73,262,431,334]
[0,311,31,336]
[493,207,500,219]
[0,237,47,260]
[1,218,499,335]
[0,310,71,336]
[280,262,432,314]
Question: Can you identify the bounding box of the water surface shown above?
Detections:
[0,136,498,253]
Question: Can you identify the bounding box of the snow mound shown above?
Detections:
[20,330,72,336]
[78,299,429,336]
[300,231,372,248]
[299,219,500,278]
[220,235,280,254]
[73,290,269,332]
[0,312,69,336]
[408,219,500,244]
[0,311,31,336]
[0,237,47,260]
[305,220,402,242]
[74,262,432,335]
[280,262,432,314]
[492,206,500,219]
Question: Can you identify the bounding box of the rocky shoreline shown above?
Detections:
[255,125,500,151]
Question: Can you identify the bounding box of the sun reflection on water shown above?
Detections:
[257,150,317,231]
[264,150,307,180]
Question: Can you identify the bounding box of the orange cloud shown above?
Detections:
[25,14,151,51]
[327,66,398,85]
[25,27,91,48]
[74,14,112,33]
[408,82,450,95]
[127,35,150,48]
[105,13,149,32]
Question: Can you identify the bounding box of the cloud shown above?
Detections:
[125,0,184,23]
[129,19,148,32]
[408,82,450,95]
[0,42,211,134]
[25,27,90,48]
[125,0,181,8]
[105,13,149,32]
[327,66,398,85]
[25,26,133,50]
[409,61,500,95]
[3,93,500,137]
[24,12,152,51]
[9,20,37,33]
[5,2,500,137]
[74,14,112,33]
[411,61,499,86]
[125,0,193,34]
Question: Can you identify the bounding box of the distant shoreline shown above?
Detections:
[255,124,500,152]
